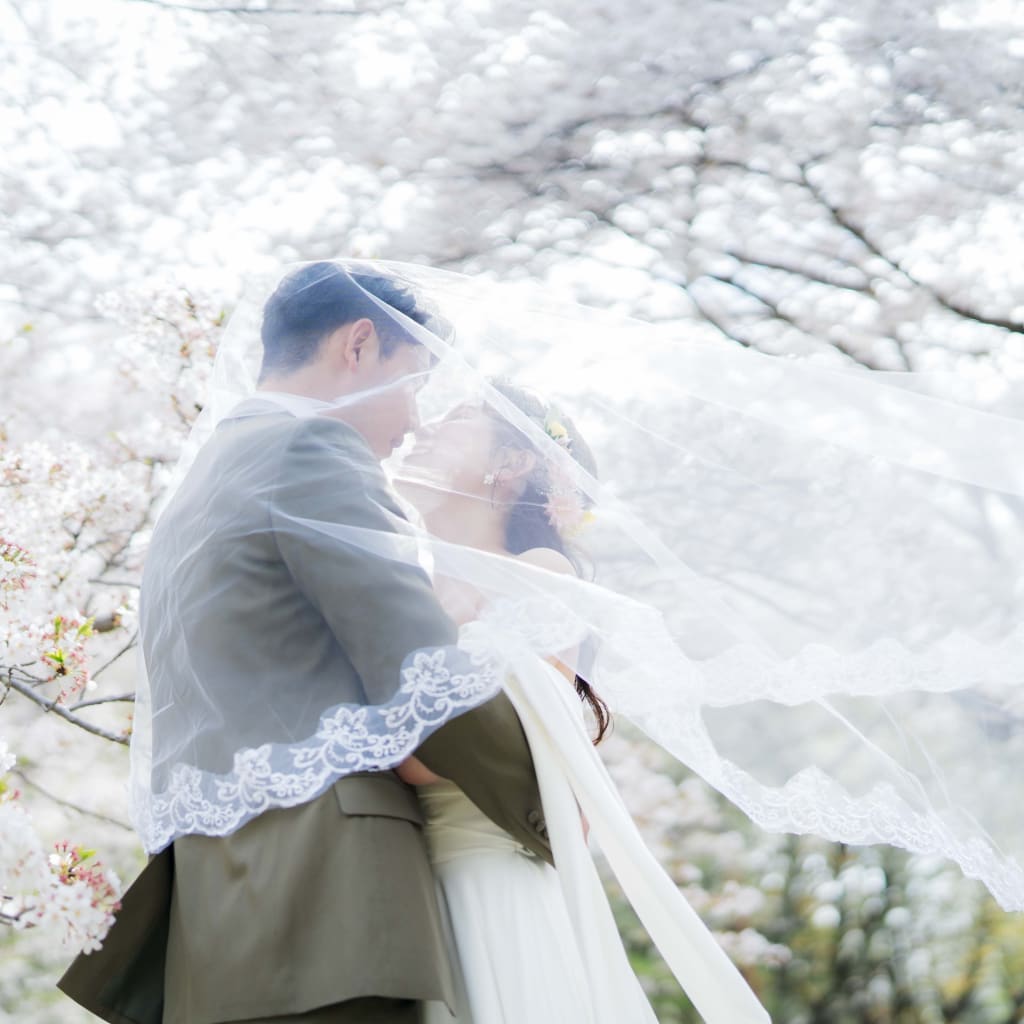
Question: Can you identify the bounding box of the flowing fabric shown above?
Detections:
[132,257,1024,912]
[415,639,768,1024]
[493,621,768,1023]
[519,676,766,1023]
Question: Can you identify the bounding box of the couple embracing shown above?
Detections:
[60,261,770,1024]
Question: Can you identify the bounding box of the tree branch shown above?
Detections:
[88,631,139,682]
[799,162,1024,337]
[724,250,872,295]
[4,675,129,745]
[68,691,135,712]
[9,768,134,832]
[0,902,32,928]
[700,272,895,370]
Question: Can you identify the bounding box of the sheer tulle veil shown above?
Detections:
[132,258,1024,911]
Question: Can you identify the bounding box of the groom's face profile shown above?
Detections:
[325,318,432,459]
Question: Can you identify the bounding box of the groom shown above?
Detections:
[59,262,551,1024]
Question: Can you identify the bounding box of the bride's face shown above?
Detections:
[398,402,497,500]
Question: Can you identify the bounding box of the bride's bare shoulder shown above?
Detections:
[515,547,576,576]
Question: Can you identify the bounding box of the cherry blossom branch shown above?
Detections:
[8,768,134,832]
[701,271,900,370]
[4,675,129,746]
[0,902,30,928]
[86,632,139,682]
[681,286,754,351]
[4,663,49,687]
[67,692,135,712]
[724,250,873,295]
[799,162,1024,338]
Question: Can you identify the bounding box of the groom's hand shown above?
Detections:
[416,692,553,865]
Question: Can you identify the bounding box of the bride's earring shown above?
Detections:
[484,469,504,509]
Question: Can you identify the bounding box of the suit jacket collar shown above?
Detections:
[230,391,331,419]
[223,393,377,464]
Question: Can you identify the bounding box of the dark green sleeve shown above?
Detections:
[269,416,459,704]
[417,693,553,864]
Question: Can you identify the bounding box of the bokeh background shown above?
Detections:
[3,1,1024,1021]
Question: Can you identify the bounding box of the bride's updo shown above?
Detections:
[484,380,609,742]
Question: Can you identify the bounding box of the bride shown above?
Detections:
[393,381,642,1023]
[387,377,774,1024]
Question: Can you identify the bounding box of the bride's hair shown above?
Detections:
[485,379,610,743]
[486,379,597,566]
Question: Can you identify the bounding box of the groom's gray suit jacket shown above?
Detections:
[58,402,551,1024]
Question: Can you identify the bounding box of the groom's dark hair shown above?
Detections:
[259,261,441,381]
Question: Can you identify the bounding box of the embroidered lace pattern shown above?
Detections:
[134,643,501,852]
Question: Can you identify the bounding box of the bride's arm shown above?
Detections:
[395,756,444,785]
[516,547,582,681]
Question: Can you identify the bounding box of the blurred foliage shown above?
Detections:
[603,730,1024,1024]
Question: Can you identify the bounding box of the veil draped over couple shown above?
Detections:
[61,260,1024,1024]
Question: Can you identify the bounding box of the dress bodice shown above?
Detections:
[416,780,537,865]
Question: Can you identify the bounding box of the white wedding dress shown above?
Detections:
[418,779,630,1023]
[419,645,772,1024]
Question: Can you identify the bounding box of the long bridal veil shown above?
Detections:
[142,259,1024,918]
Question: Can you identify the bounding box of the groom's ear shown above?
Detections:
[330,318,380,373]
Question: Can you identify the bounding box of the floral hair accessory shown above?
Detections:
[541,412,592,537]
[544,483,592,537]
[544,415,572,450]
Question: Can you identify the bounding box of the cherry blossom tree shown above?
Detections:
[4,0,1024,1018]
[1,286,223,1018]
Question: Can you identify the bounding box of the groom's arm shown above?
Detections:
[415,696,553,862]
[269,416,553,864]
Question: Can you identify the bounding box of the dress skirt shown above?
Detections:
[419,781,600,1024]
